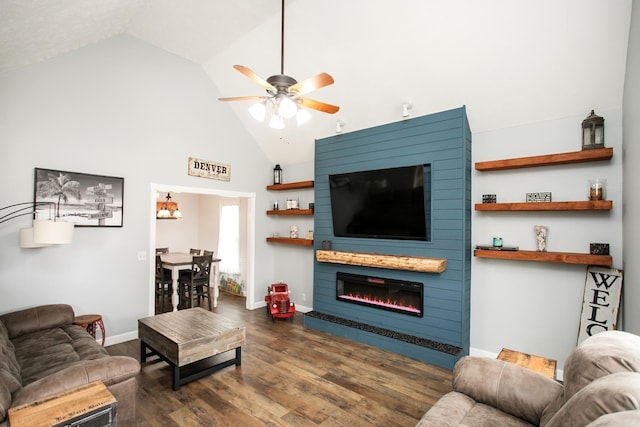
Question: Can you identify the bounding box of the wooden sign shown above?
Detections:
[188,157,231,181]
[577,266,623,345]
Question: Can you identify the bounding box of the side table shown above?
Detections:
[74,314,106,346]
[8,380,117,427]
[497,347,557,380]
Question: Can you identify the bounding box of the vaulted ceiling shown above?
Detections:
[0,0,279,72]
[0,1,632,165]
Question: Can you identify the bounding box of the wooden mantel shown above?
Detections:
[316,250,447,273]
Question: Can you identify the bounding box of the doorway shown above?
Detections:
[149,183,256,315]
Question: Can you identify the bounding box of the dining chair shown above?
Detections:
[190,248,201,255]
[203,250,214,257]
[156,247,169,254]
[178,255,213,310]
[155,255,173,311]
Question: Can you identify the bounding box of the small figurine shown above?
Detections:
[264,283,296,322]
[534,225,548,252]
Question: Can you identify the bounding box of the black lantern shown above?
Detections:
[581,110,605,150]
[273,164,283,185]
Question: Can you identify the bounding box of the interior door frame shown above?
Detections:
[148,183,256,314]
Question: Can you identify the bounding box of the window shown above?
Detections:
[217,204,240,274]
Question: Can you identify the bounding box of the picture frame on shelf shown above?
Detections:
[34,167,124,227]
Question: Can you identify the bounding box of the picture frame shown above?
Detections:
[34,168,124,227]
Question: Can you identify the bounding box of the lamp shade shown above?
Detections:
[33,220,74,245]
[19,227,51,248]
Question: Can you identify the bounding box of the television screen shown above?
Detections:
[328,164,430,241]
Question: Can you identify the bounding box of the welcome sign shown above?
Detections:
[577,266,623,345]
[188,157,230,181]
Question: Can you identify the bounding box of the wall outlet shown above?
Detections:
[302,293,306,302]
[137,251,147,261]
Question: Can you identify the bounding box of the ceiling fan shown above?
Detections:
[218,0,339,128]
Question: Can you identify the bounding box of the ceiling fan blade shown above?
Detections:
[289,73,334,96]
[299,97,340,114]
[233,65,275,91]
[218,96,266,102]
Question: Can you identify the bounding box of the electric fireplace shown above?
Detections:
[336,272,423,317]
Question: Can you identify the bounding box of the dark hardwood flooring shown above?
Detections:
[107,291,452,426]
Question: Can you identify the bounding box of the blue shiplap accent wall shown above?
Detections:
[306,106,471,370]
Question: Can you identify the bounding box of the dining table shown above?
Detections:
[160,252,222,312]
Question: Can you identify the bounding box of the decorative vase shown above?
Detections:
[588,178,606,201]
[534,225,548,252]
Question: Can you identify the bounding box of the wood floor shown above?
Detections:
[106,292,452,426]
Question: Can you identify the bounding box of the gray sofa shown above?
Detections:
[418,330,640,426]
[0,304,140,426]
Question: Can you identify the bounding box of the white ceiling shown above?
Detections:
[0,1,632,166]
[0,0,279,72]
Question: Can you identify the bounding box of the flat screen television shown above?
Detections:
[328,164,430,241]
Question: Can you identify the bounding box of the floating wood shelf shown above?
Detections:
[266,237,314,246]
[266,180,314,191]
[475,200,612,211]
[475,148,613,171]
[473,249,612,266]
[266,209,314,216]
[316,250,446,273]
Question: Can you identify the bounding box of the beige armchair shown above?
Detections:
[418,330,640,426]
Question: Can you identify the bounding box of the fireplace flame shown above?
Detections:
[339,293,421,314]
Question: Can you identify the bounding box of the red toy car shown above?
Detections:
[265,283,295,321]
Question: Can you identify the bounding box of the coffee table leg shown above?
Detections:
[173,365,181,391]
[236,347,242,366]
[140,341,148,363]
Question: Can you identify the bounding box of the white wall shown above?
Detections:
[267,161,315,311]
[472,110,623,368]
[0,35,275,343]
[623,0,640,335]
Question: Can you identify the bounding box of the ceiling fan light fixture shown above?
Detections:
[296,108,312,126]
[277,95,297,119]
[248,100,267,122]
[269,113,285,129]
[218,0,339,128]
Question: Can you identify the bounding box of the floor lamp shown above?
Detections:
[0,202,74,248]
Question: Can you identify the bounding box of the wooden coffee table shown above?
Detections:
[138,308,246,390]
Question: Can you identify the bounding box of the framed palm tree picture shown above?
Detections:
[34,168,124,227]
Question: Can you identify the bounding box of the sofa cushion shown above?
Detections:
[544,372,640,427]
[61,325,109,360]
[562,331,640,402]
[452,357,562,425]
[11,356,141,407]
[0,304,74,339]
[0,322,20,387]
[586,409,640,426]
[0,321,21,421]
[417,391,534,427]
[0,381,10,425]
[11,326,108,386]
